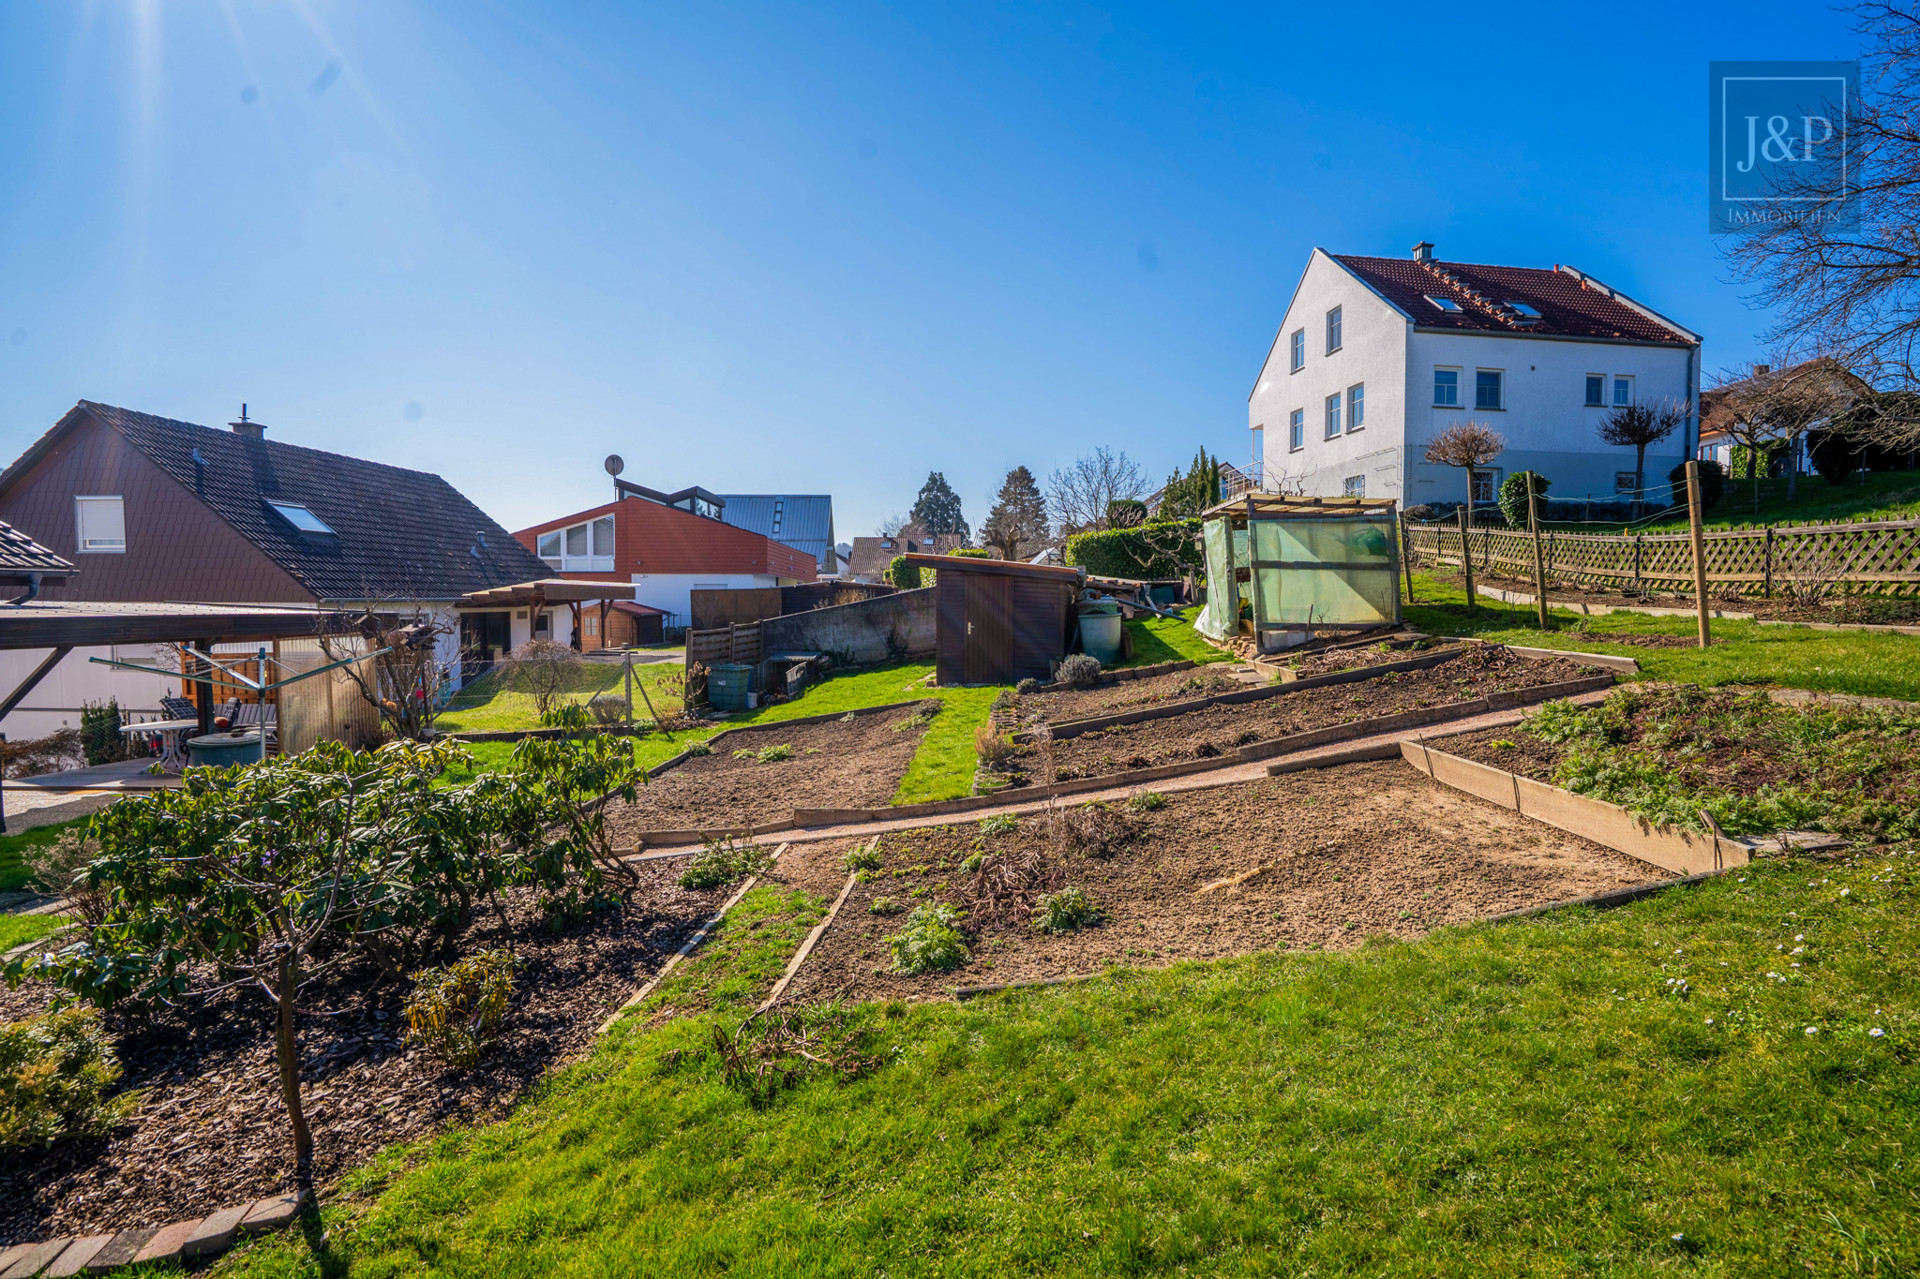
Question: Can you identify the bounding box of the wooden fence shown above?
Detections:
[1405,517,1920,598]
[685,621,764,668]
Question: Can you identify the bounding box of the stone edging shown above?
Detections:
[0,1192,305,1275]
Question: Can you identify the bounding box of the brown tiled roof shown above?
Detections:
[0,519,74,579]
[1332,255,1694,345]
[846,531,967,579]
[2,403,553,601]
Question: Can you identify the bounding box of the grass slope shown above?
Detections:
[0,817,89,893]
[1404,572,1920,701]
[437,659,686,735]
[0,912,71,954]
[1121,609,1234,669]
[1638,468,1920,532]
[225,848,1918,1277]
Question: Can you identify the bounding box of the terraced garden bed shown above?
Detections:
[783,761,1666,1004]
[998,647,1600,785]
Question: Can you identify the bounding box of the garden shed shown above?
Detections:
[901,553,1084,686]
[1195,494,1402,650]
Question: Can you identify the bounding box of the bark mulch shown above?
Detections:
[782,761,1669,1004]
[1003,647,1599,783]
[0,863,728,1245]
[602,704,936,838]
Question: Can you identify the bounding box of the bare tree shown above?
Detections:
[320,612,451,742]
[1765,362,1866,499]
[1046,448,1147,537]
[1707,363,1789,513]
[1722,4,1920,391]
[1423,421,1506,518]
[508,639,584,719]
[876,512,909,538]
[1598,399,1687,516]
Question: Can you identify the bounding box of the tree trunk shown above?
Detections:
[1787,438,1800,501]
[1633,445,1648,519]
[274,950,314,1186]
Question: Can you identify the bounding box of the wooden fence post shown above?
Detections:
[1633,534,1644,598]
[1458,505,1475,612]
[1687,461,1711,649]
[1764,525,1774,598]
[1399,512,1416,604]
[1527,472,1549,632]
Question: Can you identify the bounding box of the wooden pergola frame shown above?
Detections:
[1201,492,1403,634]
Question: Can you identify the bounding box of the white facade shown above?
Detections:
[629,572,785,624]
[1249,249,1700,510]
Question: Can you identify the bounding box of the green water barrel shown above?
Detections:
[1077,599,1124,666]
[708,663,753,713]
[187,731,265,769]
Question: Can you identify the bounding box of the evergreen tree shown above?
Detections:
[1158,447,1223,518]
[980,466,1050,559]
[909,471,970,539]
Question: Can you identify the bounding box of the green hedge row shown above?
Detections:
[1064,518,1203,579]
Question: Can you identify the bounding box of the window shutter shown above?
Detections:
[76,496,126,551]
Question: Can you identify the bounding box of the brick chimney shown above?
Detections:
[1411,240,1434,263]
[229,403,265,440]
[1755,363,1772,376]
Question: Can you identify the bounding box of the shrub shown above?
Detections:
[679,836,774,890]
[893,705,941,733]
[974,726,1017,769]
[1808,431,1858,486]
[1016,678,1042,695]
[685,740,713,757]
[1031,885,1101,934]
[403,949,517,1069]
[959,851,985,873]
[841,841,883,872]
[947,547,992,559]
[1,729,84,780]
[989,689,1017,711]
[1057,653,1103,690]
[25,830,109,926]
[887,556,930,590]
[868,896,904,916]
[1,1009,139,1149]
[509,639,585,718]
[79,700,128,767]
[540,702,594,732]
[887,904,969,974]
[1127,791,1168,813]
[587,694,627,725]
[978,812,1019,836]
[1669,458,1728,509]
[757,744,794,763]
[1064,518,1203,579]
[1496,471,1551,528]
[1058,801,1140,858]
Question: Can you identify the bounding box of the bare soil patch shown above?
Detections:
[1003,647,1599,784]
[1015,667,1255,725]
[603,706,934,837]
[0,864,728,1244]
[782,761,1668,1004]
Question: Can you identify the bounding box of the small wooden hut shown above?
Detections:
[900,554,1084,686]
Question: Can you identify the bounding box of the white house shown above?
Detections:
[1248,243,1701,510]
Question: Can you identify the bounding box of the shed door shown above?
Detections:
[963,573,1014,685]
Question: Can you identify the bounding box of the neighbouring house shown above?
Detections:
[846,528,970,583]
[1248,242,1700,507]
[718,494,837,575]
[517,488,817,632]
[1697,358,1877,477]
[0,401,557,736]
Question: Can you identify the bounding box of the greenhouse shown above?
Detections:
[1196,494,1403,650]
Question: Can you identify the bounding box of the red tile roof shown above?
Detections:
[1332,255,1694,346]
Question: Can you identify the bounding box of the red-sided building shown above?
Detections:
[514,491,816,645]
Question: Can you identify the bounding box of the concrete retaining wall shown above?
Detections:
[762,586,935,667]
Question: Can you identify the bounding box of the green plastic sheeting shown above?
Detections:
[1197,517,1238,641]
[1199,512,1400,639]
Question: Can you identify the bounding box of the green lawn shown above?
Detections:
[0,911,72,954]
[1405,572,1920,701]
[1121,608,1234,668]
[225,844,1918,1277]
[437,659,686,735]
[1638,468,1920,532]
[0,816,89,893]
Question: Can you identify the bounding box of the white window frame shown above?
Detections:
[1475,368,1504,411]
[1288,409,1304,452]
[1342,475,1365,498]
[1471,468,1502,503]
[1347,383,1365,432]
[74,495,126,553]
[1612,375,1634,407]
[1325,306,1342,354]
[1289,328,1305,373]
[1585,374,1606,408]
[1324,392,1342,440]
[539,516,616,572]
[1433,367,1461,408]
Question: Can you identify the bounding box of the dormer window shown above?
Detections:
[1506,302,1541,318]
[267,501,334,535]
[1425,296,1463,313]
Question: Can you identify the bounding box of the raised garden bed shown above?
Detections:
[0,865,731,1245]
[997,646,1604,785]
[781,762,1669,1004]
[601,704,937,841]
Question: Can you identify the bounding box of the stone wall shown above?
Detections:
[761,586,934,667]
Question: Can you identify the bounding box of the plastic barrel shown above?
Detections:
[707,663,753,713]
[187,731,265,768]
[1078,610,1124,666]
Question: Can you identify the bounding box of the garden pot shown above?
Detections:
[187,730,265,768]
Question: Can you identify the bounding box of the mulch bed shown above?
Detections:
[782,762,1670,1004]
[602,705,936,838]
[0,864,728,1244]
[1001,647,1599,784]
[1015,667,1259,725]
[1277,641,1448,679]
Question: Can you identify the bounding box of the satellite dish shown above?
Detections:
[604,454,625,477]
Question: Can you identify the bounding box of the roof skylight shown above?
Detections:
[1424,295,1463,313]
[1506,302,1542,318]
[268,501,335,535]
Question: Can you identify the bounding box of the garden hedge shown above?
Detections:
[1064,518,1203,579]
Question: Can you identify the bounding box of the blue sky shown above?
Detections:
[0,1,1865,542]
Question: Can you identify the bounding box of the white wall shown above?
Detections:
[1405,331,1696,507]
[0,644,180,740]
[1248,249,1409,500]
[628,572,782,623]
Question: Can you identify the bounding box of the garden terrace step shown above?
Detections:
[0,1193,306,1276]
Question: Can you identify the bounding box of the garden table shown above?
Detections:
[120,717,201,774]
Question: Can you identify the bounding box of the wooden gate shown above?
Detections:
[963,573,1014,685]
